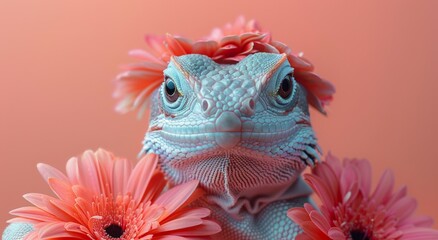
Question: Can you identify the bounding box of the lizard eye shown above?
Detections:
[278,74,293,99]
[164,77,180,103]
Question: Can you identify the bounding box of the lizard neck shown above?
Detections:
[157,151,312,216]
[205,174,313,219]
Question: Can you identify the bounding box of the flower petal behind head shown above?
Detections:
[114,17,335,118]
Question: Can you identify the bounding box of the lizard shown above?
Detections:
[3,18,335,240]
[141,52,323,239]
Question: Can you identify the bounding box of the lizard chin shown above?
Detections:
[147,138,315,214]
[167,150,309,217]
[214,132,241,149]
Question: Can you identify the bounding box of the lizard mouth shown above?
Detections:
[147,122,318,168]
[147,111,312,151]
[149,117,310,136]
[152,121,310,143]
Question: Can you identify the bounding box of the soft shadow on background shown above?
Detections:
[1,0,437,231]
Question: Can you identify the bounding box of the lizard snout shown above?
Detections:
[214,111,242,149]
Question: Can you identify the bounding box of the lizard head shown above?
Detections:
[142,52,320,210]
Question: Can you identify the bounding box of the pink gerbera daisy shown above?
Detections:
[288,153,438,240]
[8,149,221,239]
[113,16,335,118]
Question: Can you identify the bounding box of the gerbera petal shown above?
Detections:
[10,207,57,222]
[371,169,395,204]
[305,90,327,114]
[388,196,418,221]
[327,227,347,240]
[46,198,78,222]
[160,220,221,236]
[155,180,199,220]
[385,229,404,239]
[132,79,162,109]
[113,79,162,117]
[129,49,164,64]
[214,44,240,58]
[325,152,343,177]
[144,35,167,57]
[271,41,292,55]
[23,193,53,211]
[294,71,335,100]
[287,207,311,223]
[165,34,193,56]
[339,163,360,201]
[192,40,219,57]
[112,157,132,196]
[313,162,340,202]
[157,217,203,232]
[71,185,93,202]
[76,150,101,194]
[300,222,331,240]
[93,149,114,197]
[117,69,163,79]
[294,71,335,114]
[304,174,336,209]
[22,231,38,240]
[47,178,75,204]
[288,54,314,71]
[354,159,372,196]
[71,197,91,225]
[240,33,266,44]
[136,97,153,120]
[66,157,80,185]
[240,41,255,55]
[154,236,188,240]
[122,61,165,72]
[64,222,90,235]
[406,216,435,228]
[253,42,280,54]
[37,163,69,184]
[38,222,84,239]
[309,210,331,233]
[386,185,408,207]
[126,153,158,202]
[400,228,438,239]
[139,170,167,203]
[170,208,211,219]
[219,35,241,47]
[296,234,314,240]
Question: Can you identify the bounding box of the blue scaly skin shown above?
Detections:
[3,53,319,239]
[143,53,319,239]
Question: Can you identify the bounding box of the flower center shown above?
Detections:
[350,229,370,240]
[105,223,124,238]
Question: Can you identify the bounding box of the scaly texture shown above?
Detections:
[142,53,320,239]
[2,223,33,240]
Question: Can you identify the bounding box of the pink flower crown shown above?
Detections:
[113,17,336,118]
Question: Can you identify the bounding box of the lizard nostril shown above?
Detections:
[202,99,209,112]
[242,98,255,116]
[249,99,255,110]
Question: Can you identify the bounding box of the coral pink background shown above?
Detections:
[1,0,437,231]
